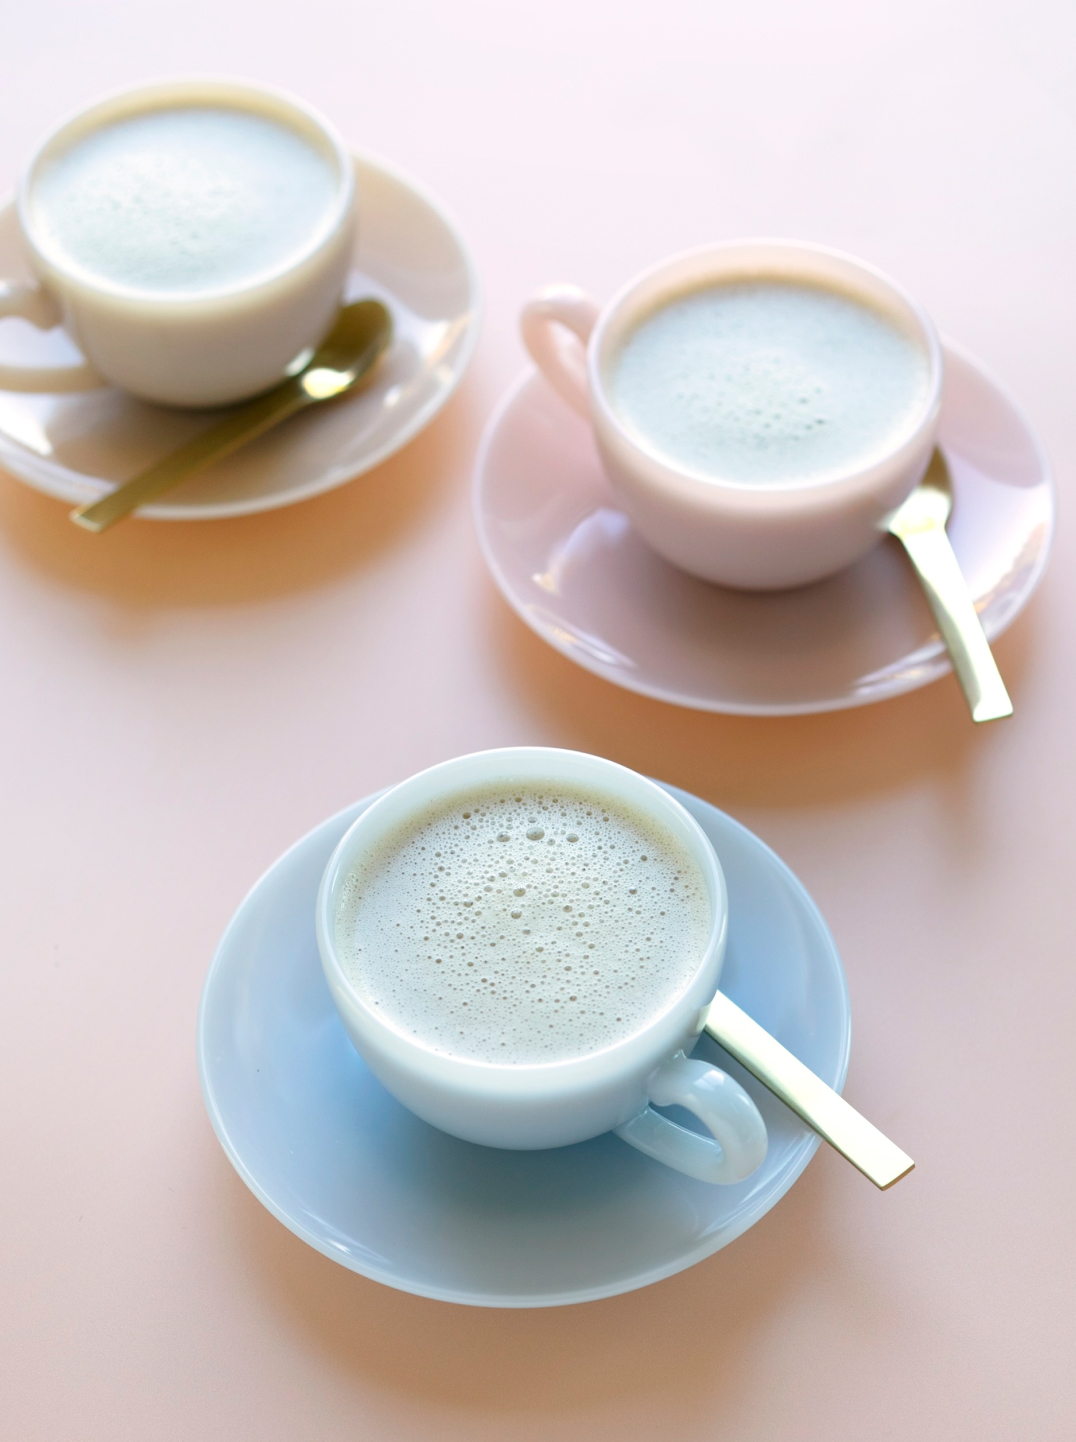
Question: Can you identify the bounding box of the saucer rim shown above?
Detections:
[472,336,1054,716]
[197,784,851,1308]
[0,147,482,520]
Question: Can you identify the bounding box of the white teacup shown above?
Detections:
[316,747,768,1185]
[0,77,356,407]
[521,241,944,589]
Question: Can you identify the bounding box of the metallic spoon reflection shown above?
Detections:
[705,993,914,1190]
[70,299,393,533]
[886,450,1013,721]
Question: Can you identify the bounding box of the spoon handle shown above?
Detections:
[704,991,914,1190]
[894,523,1013,722]
[70,378,311,533]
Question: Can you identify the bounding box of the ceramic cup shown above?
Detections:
[316,747,768,1185]
[521,241,944,589]
[0,77,356,407]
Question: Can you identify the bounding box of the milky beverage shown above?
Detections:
[610,278,931,488]
[334,781,713,1065]
[30,105,340,296]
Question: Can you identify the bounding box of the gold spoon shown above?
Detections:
[705,994,914,1189]
[886,450,1012,721]
[70,298,392,533]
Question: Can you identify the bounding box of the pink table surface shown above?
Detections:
[2,3,1073,1438]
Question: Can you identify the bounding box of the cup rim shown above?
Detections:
[17,75,356,308]
[586,238,944,508]
[315,747,729,1095]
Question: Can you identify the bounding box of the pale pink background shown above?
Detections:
[1,3,1073,1437]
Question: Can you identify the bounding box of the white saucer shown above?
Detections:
[0,152,479,519]
[198,783,850,1308]
[473,343,1054,714]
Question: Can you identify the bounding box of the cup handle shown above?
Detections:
[519,284,600,419]
[0,281,104,392]
[614,1052,768,1184]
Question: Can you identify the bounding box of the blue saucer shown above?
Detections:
[198,784,851,1307]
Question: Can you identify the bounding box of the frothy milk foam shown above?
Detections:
[610,279,930,487]
[335,781,712,1065]
[32,105,340,295]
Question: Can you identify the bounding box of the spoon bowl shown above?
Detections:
[886,449,1012,721]
[71,298,392,532]
[886,447,953,535]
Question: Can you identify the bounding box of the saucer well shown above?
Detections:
[473,342,1053,714]
[0,152,479,519]
[198,784,851,1308]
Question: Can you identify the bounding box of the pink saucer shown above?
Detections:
[474,342,1053,715]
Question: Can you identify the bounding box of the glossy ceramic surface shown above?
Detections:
[521,242,944,588]
[474,341,1053,715]
[198,783,851,1307]
[3,78,357,406]
[315,748,765,1183]
[0,151,479,517]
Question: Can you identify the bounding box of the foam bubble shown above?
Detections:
[335,781,712,1065]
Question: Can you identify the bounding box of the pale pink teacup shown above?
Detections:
[521,240,944,590]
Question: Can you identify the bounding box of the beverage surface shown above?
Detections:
[335,781,712,1065]
[609,279,930,487]
[32,105,340,296]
